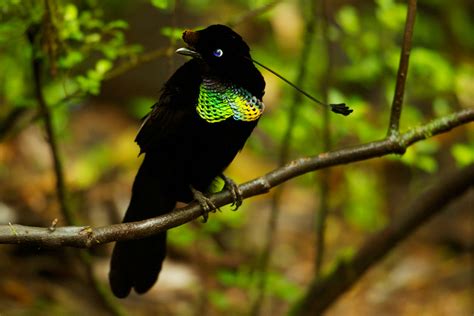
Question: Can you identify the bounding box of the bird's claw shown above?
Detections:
[190,186,220,223]
[220,174,243,211]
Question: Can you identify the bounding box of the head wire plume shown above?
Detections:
[248,57,353,116]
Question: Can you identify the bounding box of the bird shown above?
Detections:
[109,24,265,298]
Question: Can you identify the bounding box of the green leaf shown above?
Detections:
[451,143,474,167]
[455,64,474,107]
[208,290,230,310]
[400,140,439,173]
[95,59,112,75]
[376,0,407,31]
[76,74,101,95]
[127,97,155,119]
[64,4,78,21]
[410,48,455,93]
[343,168,387,231]
[168,225,198,248]
[106,20,129,29]
[265,271,302,302]
[337,6,360,35]
[85,33,101,43]
[151,0,172,10]
[416,155,438,173]
[433,98,451,117]
[161,26,183,40]
[216,270,238,287]
[70,145,112,188]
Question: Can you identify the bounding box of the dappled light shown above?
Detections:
[0,0,472,315]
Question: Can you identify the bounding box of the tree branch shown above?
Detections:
[387,0,417,136]
[1,108,472,248]
[289,163,474,315]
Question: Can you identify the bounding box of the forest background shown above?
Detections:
[0,0,472,315]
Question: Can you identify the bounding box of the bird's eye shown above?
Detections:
[213,49,223,58]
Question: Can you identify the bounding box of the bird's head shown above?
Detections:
[176,24,264,97]
[176,24,251,69]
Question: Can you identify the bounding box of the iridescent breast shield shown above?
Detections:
[197,77,264,123]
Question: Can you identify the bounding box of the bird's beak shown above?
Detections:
[175,47,201,58]
[177,29,200,58]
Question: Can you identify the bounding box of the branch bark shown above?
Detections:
[387,0,417,136]
[290,163,474,315]
[1,108,472,248]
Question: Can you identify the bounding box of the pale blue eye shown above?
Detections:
[213,49,223,57]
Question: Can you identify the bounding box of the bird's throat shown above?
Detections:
[197,78,264,123]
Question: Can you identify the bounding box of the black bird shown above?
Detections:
[109,24,265,298]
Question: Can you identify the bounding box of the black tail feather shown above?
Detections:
[109,232,167,297]
[109,155,175,298]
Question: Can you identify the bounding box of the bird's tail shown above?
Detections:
[109,154,176,298]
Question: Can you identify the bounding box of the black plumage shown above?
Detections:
[109,24,265,298]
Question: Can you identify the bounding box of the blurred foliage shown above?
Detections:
[343,167,387,231]
[0,0,472,314]
[0,0,141,135]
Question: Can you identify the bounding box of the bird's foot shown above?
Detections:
[220,174,243,211]
[190,186,220,223]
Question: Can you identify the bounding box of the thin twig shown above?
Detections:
[30,10,126,315]
[314,0,332,276]
[43,0,60,76]
[387,0,417,136]
[104,47,173,80]
[250,3,318,315]
[290,163,474,315]
[32,13,73,225]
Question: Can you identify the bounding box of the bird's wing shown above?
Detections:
[135,60,202,154]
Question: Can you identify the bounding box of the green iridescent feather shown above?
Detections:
[197,78,264,123]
